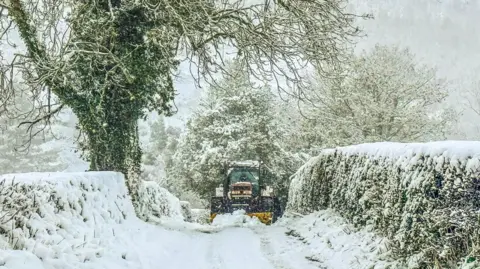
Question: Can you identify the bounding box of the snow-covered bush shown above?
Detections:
[190,209,210,224]
[0,172,131,263]
[135,181,184,223]
[278,209,396,269]
[180,201,192,222]
[287,141,480,268]
[0,178,49,250]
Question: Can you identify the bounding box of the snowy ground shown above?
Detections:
[5,214,389,269]
[0,211,388,269]
[145,209,392,269]
[0,172,387,269]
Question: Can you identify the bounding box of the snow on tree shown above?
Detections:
[0,0,368,202]
[142,114,168,166]
[148,116,168,158]
[163,126,181,173]
[272,96,313,156]
[301,44,458,148]
[171,60,303,206]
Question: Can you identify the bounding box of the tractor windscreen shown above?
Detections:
[227,167,260,196]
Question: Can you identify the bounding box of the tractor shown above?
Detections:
[209,160,282,225]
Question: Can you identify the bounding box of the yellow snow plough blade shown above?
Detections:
[209,212,273,225]
[209,213,217,223]
[248,212,273,225]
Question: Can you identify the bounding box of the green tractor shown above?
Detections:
[209,160,283,225]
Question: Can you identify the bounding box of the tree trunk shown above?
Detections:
[125,123,142,203]
[79,95,142,202]
[85,121,141,200]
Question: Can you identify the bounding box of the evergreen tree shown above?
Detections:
[163,126,181,173]
[143,115,168,166]
[171,60,303,205]
[150,116,168,156]
[142,114,167,184]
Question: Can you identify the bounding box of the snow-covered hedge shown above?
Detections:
[0,172,132,265]
[286,141,480,268]
[135,181,184,223]
[191,209,210,224]
[180,201,192,222]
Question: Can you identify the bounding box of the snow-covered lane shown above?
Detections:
[157,227,277,269]
[0,173,382,269]
[252,225,323,269]
[136,221,320,269]
[157,231,213,269]
[209,228,274,269]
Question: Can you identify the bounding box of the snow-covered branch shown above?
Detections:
[148,0,369,97]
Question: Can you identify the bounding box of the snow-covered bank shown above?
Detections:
[0,172,184,269]
[287,141,480,268]
[272,210,393,269]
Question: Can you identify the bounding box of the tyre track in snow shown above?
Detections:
[251,225,328,269]
[214,227,275,269]
[257,230,294,269]
[156,219,325,269]
[206,234,227,269]
[197,224,325,269]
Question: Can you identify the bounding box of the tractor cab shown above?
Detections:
[226,166,260,197]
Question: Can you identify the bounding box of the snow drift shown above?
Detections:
[286,141,480,268]
[0,172,184,269]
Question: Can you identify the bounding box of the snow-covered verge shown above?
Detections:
[0,172,184,269]
[270,210,393,269]
[286,141,480,268]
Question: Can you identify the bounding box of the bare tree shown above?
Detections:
[300,44,458,148]
[0,0,369,199]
